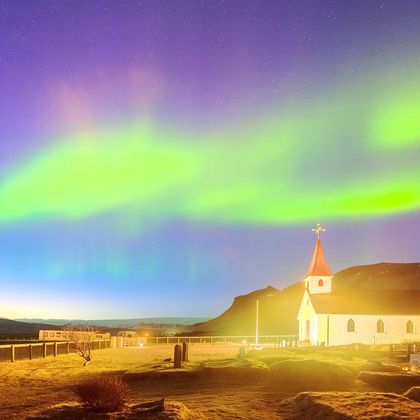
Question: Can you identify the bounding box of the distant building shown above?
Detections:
[117,330,137,338]
[297,225,420,346]
[38,329,110,341]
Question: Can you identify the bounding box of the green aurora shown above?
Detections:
[0,72,419,226]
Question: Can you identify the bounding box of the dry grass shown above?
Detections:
[358,371,420,391]
[0,344,417,419]
[28,399,199,419]
[279,391,420,419]
[270,359,353,386]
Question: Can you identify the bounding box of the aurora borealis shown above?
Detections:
[0,1,419,318]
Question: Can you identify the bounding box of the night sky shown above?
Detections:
[0,0,419,319]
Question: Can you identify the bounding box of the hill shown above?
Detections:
[0,318,52,338]
[186,262,420,336]
[11,317,210,337]
[15,317,209,328]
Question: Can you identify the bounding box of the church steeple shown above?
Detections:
[306,238,333,277]
[304,224,333,294]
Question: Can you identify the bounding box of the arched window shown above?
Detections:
[347,319,355,332]
[318,279,324,287]
[377,319,384,333]
[406,320,414,334]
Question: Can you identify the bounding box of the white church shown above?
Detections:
[297,225,420,346]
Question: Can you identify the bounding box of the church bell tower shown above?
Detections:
[304,224,333,294]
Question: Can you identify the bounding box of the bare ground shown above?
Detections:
[0,344,418,419]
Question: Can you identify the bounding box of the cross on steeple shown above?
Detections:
[312,223,325,240]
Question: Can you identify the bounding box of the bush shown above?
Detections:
[75,376,130,412]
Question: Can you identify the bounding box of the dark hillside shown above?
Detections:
[0,319,50,338]
[187,263,420,336]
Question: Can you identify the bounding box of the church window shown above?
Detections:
[347,319,355,332]
[318,279,323,287]
[406,320,414,334]
[377,319,384,333]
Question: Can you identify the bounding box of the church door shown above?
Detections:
[305,320,310,341]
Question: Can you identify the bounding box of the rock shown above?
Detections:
[130,398,165,414]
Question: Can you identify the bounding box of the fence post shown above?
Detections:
[10,345,15,363]
[67,342,70,354]
[174,344,182,368]
[407,343,413,361]
[182,342,189,362]
[54,342,58,357]
[43,343,47,358]
[29,344,33,360]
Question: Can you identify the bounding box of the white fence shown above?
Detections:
[145,335,298,346]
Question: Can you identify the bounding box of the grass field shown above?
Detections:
[0,344,419,419]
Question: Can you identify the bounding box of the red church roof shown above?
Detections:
[306,239,333,277]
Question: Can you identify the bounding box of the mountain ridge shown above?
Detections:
[14,317,209,328]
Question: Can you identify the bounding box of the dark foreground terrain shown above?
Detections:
[1,344,420,419]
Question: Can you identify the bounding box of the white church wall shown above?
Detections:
[327,314,420,346]
[315,314,329,345]
[297,290,317,342]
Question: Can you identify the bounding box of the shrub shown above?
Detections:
[75,376,130,412]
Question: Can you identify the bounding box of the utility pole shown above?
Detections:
[255,299,259,346]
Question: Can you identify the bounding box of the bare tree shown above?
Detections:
[63,325,98,366]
